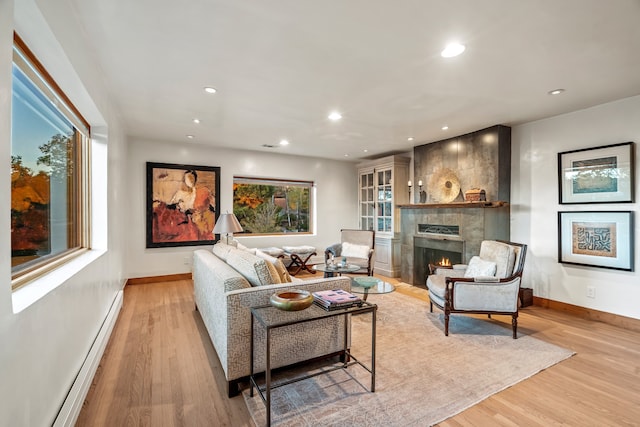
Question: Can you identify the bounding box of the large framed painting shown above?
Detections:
[558,141,635,204]
[146,162,220,248]
[558,211,634,271]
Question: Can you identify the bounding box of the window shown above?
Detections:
[10,34,90,289]
[233,177,313,235]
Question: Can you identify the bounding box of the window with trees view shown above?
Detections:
[233,177,313,235]
[10,34,90,288]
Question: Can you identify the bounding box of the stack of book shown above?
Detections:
[312,289,363,311]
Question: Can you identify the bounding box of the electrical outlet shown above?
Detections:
[586,286,596,298]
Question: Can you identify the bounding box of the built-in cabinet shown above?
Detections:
[357,155,410,277]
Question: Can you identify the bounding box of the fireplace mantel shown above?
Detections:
[398,201,508,209]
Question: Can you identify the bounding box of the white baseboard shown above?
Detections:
[53,288,124,427]
[373,267,400,278]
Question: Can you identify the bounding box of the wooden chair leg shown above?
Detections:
[444,312,450,336]
[512,314,518,339]
[429,302,433,312]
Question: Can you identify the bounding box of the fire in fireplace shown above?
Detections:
[413,237,464,286]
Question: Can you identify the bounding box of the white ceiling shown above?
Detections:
[69,0,640,161]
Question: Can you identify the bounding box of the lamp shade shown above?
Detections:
[213,212,243,235]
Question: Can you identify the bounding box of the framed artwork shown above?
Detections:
[558,211,634,271]
[146,162,220,248]
[558,141,635,204]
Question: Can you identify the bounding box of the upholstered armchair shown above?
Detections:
[324,229,375,276]
[426,240,527,339]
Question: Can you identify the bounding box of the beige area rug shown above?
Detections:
[243,287,574,426]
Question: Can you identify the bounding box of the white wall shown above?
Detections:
[126,139,359,278]
[512,95,640,320]
[0,1,126,425]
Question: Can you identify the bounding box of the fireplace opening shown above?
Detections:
[413,237,464,286]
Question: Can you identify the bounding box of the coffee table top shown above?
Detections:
[314,263,361,274]
[350,277,395,295]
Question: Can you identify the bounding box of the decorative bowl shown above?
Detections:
[270,289,314,311]
[353,276,380,289]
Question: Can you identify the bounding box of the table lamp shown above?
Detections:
[212,212,243,244]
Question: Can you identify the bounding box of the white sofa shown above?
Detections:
[193,243,352,397]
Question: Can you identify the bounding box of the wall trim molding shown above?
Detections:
[127,273,192,285]
[53,288,124,427]
[533,296,640,333]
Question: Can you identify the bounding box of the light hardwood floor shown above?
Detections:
[76,275,640,426]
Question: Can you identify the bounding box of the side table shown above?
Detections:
[250,302,377,426]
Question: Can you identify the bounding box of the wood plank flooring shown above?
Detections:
[77,275,640,427]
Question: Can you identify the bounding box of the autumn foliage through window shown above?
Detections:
[233,177,313,235]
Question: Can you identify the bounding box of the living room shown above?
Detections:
[2,0,640,426]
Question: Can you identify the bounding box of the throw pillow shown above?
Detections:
[341,241,370,260]
[236,241,256,254]
[256,249,292,283]
[227,250,280,286]
[464,256,497,278]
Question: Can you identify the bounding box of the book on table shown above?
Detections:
[312,289,362,310]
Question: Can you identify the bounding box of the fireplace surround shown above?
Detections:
[402,124,512,286]
[400,203,509,285]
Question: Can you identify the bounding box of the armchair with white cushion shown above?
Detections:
[324,229,375,276]
[426,240,527,339]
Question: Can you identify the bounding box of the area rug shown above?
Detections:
[243,288,574,426]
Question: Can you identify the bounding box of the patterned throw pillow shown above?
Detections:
[256,249,292,283]
[227,250,280,286]
[464,256,497,278]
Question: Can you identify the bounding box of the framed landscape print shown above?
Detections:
[558,141,635,204]
[558,211,634,271]
[146,162,220,248]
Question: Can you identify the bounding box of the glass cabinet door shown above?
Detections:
[359,171,374,231]
[376,168,393,233]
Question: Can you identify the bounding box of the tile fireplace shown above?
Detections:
[399,203,510,286]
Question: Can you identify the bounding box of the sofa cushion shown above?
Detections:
[256,249,292,283]
[341,242,370,259]
[212,242,235,261]
[464,256,497,278]
[227,249,280,287]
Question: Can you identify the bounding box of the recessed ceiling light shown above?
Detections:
[204,87,217,94]
[363,149,368,153]
[548,89,565,95]
[193,118,200,124]
[442,125,449,130]
[279,139,290,146]
[407,137,414,142]
[441,43,466,58]
[328,111,343,121]
[187,135,194,139]
[344,154,349,157]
